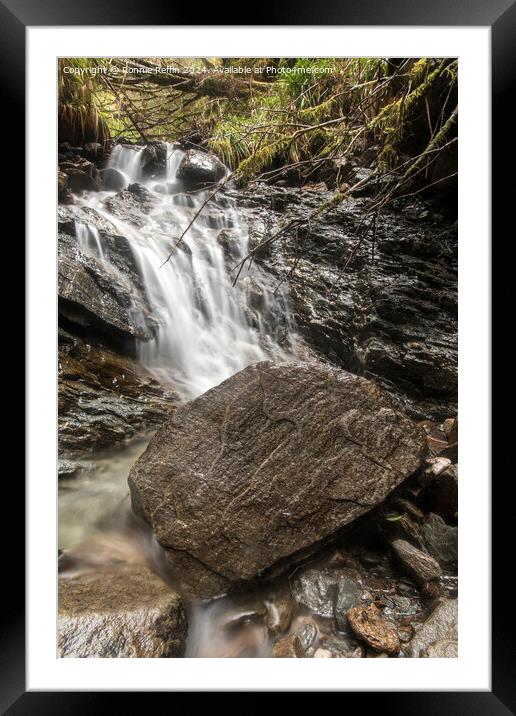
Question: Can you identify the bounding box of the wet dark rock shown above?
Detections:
[60,156,100,193]
[292,567,363,628]
[391,538,442,584]
[105,184,157,227]
[81,142,106,163]
[383,511,424,547]
[58,564,187,657]
[133,142,167,178]
[58,170,73,204]
[239,184,457,421]
[219,594,267,631]
[177,148,226,188]
[420,580,443,600]
[318,634,365,658]
[442,417,458,444]
[58,334,178,455]
[241,276,265,311]
[129,361,427,598]
[406,598,457,657]
[99,167,127,191]
[64,168,99,193]
[394,498,425,522]
[396,579,418,597]
[271,621,317,657]
[58,230,156,343]
[421,513,458,570]
[217,229,242,260]
[58,458,92,479]
[347,603,400,654]
[427,463,458,522]
[349,167,377,196]
[58,205,119,237]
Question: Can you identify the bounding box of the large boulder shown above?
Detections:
[176,149,227,189]
[129,361,427,598]
[139,142,168,178]
[99,167,127,191]
[58,564,187,657]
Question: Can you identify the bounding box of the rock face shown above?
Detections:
[58,564,188,657]
[58,230,156,343]
[59,155,100,193]
[236,184,457,420]
[129,361,427,598]
[59,331,178,455]
[105,183,157,227]
[57,204,177,456]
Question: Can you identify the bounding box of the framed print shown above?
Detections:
[3,0,508,707]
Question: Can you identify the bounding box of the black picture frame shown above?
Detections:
[5,0,507,709]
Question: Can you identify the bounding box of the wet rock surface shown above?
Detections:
[59,331,178,455]
[237,184,457,421]
[421,513,458,570]
[391,538,442,584]
[129,361,427,598]
[105,183,158,227]
[347,603,400,655]
[177,148,226,188]
[58,231,156,343]
[58,563,187,657]
[57,143,459,658]
[291,567,363,623]
[59,155,100,193]
[406,598,458,658]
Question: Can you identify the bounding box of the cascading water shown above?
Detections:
[60,143,301,657]
[74,142,293,397]
[75,220,105,260]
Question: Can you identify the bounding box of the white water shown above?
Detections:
[73,143,293,397]
[75,221,105,261]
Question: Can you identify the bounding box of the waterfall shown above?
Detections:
[108,143,144,184]
[72,142,293,398]
[75,221,105,261]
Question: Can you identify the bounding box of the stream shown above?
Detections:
[59,143,304,657]
[58,143,457,658]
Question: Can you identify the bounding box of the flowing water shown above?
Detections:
[74,143,293,396]
[59,143,302,656]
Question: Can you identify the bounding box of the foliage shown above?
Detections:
[58,56,458,198]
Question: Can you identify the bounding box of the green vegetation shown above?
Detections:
[58,56,457,200]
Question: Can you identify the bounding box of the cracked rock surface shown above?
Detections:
[128,361,427,598]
